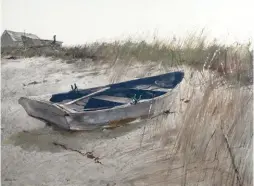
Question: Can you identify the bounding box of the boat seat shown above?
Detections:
[93,95,133,104]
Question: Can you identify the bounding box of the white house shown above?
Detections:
[1,30,40,47]
[1,30,63,48]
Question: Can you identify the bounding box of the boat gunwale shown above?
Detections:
[20,85,178,116]
[71,88,175,114]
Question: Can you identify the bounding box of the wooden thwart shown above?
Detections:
[93,95,133,104]
[65,87,110,105]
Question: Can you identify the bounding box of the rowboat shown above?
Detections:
[18,71,184,130]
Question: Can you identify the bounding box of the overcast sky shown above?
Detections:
[1,0,253,45]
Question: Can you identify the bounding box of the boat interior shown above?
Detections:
[49,71,184,112]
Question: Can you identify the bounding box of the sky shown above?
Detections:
[1,0,254,46]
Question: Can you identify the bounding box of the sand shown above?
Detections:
[1,57,252,186]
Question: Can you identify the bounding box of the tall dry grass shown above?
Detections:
[118,67,253,186]
[1,34,253,85]
[172,79,253,185]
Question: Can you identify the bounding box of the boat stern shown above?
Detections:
[18,97,70,130]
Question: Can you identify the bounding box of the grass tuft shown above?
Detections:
[1,34,253,85]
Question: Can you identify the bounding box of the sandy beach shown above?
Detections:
[1,57,252,186]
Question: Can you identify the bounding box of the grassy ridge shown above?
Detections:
[1,35,253,84]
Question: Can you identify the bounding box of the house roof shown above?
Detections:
[4,30,40,42]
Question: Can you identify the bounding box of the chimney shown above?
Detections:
[53,35,56,44]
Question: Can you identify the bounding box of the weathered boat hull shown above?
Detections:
[19,97,70,129]
[19,71,184,130]
[19,88,177,130]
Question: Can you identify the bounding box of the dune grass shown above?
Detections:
[127,72,253,185]
[172,76,253,186]
[1,34,253,85]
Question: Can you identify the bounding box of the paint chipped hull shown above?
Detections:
[18,88,178,131]
[19,71,184,130]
